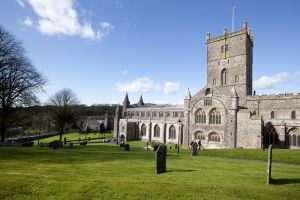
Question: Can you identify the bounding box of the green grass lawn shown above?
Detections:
[0,144,299,200]
[35,131,113,145]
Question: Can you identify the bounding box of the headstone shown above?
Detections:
[198,141,202,150]
[267,145,273,184]
[153,144,159,151]
[50,140,61,149]
[124,144,130,151]
[120,143,125,147]
[192,142,198,156]
[64,137,67,145]
[175,144,178,149]
[156,145,166,174]
[68,142,74,148]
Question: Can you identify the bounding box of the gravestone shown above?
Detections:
[175,144,178,149]
[156,145,166,174]
[192,142,198,156]
[68,142,74,148]
[64,137,67,145]
[267,145,273,184]
[124,144,130,151]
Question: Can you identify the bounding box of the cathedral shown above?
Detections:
[114,21,300,149]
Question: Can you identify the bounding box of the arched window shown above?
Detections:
[209,109,221,124]
[221,69,227,86]
[208,132,221,142]
[169,125,176,139]
[194,131,205,141]
[235,75,239,83]
[195,109,206,124]
[288,128,300,147]
[205,88,212,96]
[291,111,296,119]
[270,111,275,119]
[154,124,160,137]
[141,124,147,136]
[263,124,279,147]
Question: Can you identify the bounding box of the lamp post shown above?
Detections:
[177,119,182,154]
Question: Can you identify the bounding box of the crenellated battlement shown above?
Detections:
[206,21,253,43]
[247,92,300,101]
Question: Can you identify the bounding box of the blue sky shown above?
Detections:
[0,0,300,105]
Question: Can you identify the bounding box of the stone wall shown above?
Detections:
[237,112,262,148]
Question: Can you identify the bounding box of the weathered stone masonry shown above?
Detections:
[114,21,300,149]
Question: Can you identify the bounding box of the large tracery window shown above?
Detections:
[221,68,227,86]
[263,124,279,147]
[154,124,160,138]
[195,109,206,124]
[209,109,221,124]
[141,124,147,136]
[169,125,176,139]
[289,128,300,147]
[208,132,221,142]
[194,131,205,141]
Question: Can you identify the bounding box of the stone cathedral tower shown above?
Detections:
[206,21,253,107]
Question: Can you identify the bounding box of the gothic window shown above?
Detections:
[225,44,229,51]
[152,112,157,118]
[131,112,134,117]
[136,112,139,117]
[180,112,184,118]
[208,132,221,142]
[235,75,239,83]
[291,111,296,119]
[209,109,221,124]
[141,112,145,117]
[288,128,300,146]
[173,112,179,118]
[141,124,147,136]
[154,124,160,138]
[270,111,275,119]
[146,112,151,117]
[221,68,227,86]
[159,112,164,117]
[194,131,205,141]
[252,110,257,116]
[213,78,216,85]
[205,88,212,96]
[263,124,279,147]
[169,125,176,139]
[166,112,171,117]
[195,109,206,124]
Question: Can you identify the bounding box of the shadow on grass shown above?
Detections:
[271,178,300,185]
[0,145,156,164]
[166,169,196,173]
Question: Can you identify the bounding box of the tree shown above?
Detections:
[0,25,46,142]
[49,88,79,141]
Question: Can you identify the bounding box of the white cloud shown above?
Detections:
[21,16,34,26]
[164,81,180,94]
[16,0,25,7]
[253,72,293,90]
[18,0,114,40]
[115,77,160,93]
[122,70,128,76]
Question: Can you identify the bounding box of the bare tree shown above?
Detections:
[0,25,46,142]
[49,88,79,141]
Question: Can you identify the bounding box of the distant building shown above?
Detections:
[114,21,300,149]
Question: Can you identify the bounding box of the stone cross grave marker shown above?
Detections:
[156,145,166,174]
[267,145,273,184]
[192,142,198,156]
